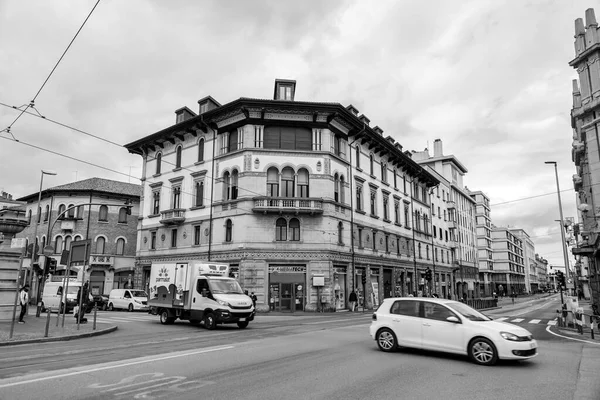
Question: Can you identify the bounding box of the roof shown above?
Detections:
[416,155,469,174]
[17,178,142,202]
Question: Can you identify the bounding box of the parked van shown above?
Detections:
[41,278,82,313]
[108,289,148,312]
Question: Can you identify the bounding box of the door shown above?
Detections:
[191,278,212,311]
[421,301,464,353]
[280,283,293,312]
[389,299,422,348]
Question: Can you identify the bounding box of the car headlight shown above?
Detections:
[134,300,142,304]
[500,332,520,341]
[217,299,231,307]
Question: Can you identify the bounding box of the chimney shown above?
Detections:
[274,79,296,101]
[373,126,384,135]
[585,8,599,47]
[575,17,586,56]
[358,114,370,126]
[433,139,443,157]
[573,79,582,109]
[346,104,359,116]
[385,136,395,144]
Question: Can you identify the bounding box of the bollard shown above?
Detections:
[44,308,51,338]
[93,305,97,331]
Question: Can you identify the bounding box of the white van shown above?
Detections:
[108,289,148,312]
[41,279,82,313]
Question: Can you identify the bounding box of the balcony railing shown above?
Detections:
[252,197,324,214]
[160,209,186,225]
[447,220,457,229]
[89,254,114,266]
[446,201,456,210]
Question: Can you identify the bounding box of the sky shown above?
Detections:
[0,0,592,268]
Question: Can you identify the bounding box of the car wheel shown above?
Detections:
[376,328,397,352]
[128,303,134,312]
[203,313,216,330]
[469,337,498,366]
[108,303,114,311]
[237,321,249,329]
[159,310,174,325]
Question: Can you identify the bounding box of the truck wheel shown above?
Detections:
[237,321,249,329]
[108,303,114,311]
[159,310,174,325]
[203,313,216,330]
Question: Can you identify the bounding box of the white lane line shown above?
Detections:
[545,326,600,345]
[528,319,541,324]
[494,317,508,321]
[0,345,234,389]
[547,320,557,326]
[510,318,524,323]
[303,317,372,325]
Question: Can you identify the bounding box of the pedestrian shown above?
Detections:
[18,284,30,324]
[511,292,516,305]
[250,292,257,308]
[76,282,90,323]
[348,290,358,312]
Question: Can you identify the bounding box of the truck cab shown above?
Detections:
[148,262,255,329]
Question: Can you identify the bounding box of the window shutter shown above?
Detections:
[280,127,295,150]
[264,126,279,149]
[295,127,312,150]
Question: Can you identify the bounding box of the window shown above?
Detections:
[338,222,343,244]
[418,243,422,258]
[225,219,232,242]
[228,130,238,152]
[312,129,322,150]
[390,300,420,317]
[370,190,377,216]
[172,186,181,209]
[297,169,309,198]
[150,231,156,250]
[423,302,456,322]
[276,218,287,241]
[289,218,300,241]
[176,113,184,124]
[231,170,239,200]
[358,227,363,248]
[438,206,441,218]
[58,204,66,219]
[339,176,345,203]
[394,201,400,224]
[37,206,41,223]
[198,139,205,162]
[404,204,410,228]
[424,215,429,235]
[156,153,162,174]
[279,84,293,100]
[255,126,264,148]
[118,208,128,223]
[426,245,430,259]
[68,204,75,219]
[267,167,279,200]
[281,167,295,197]
[171,228,177,248]
[99,205,108,222]
[264,126,311,150]
[393,170,398,188]
[372,231,377,250]
[44,205,50,222]
[77,205,84,219]
[54,236,63,254]
[369,154,374,176]
[27,209,32,225]
[403,176,407,193]
[194,225,201,245]
[381,163,387,183]
[152,191,160,215]
[383,195,389,220]
[355,146,361,168]
[422,187,427,203]
[385,234,389,253]
[334,174,340,202]
[96,237,105,254]
[356,185,363,211]
[64,235,72,251]
[195,180,204,207]
[433,225,437,238]
[116,238,125,255]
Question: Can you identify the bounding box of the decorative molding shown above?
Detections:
[244,154,252,171]
[324,159,330,175]
[264,112,312,122]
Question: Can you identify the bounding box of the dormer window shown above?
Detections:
[273,79,296,101]
[176,113,184,124]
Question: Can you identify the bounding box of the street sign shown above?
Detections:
[11,238,25,248]
[43,245,54,256]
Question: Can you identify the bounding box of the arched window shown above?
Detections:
[339,176,345,204]
[267,167,279,198]
[58,204,66,219]
[195,181,204,207]
[381,163,387,183]
[289,218,300,241]
[76,205,84,219]
[231,170,238,200]
[175,146,182,168]
[198,139,205,162]
[334,173,340,202]
[418,243,422,258]
[424,215,429,235]
[156,153,162,174]
[41,236,46,252]
[225,219,232,242]
[64,236,72,252]
[27,209,32,225]
[44,205,50,221]
[369,154,374,176]
[99,205,108,221]
[68,204,75,218]
[116,238,125,255]
[37,206,41,223]
[355,146,361,168]
[297,168,309,198]
[281,167,295,198]
[54,236,63,254]
[96,237,105,254]
[276,218,287,241]
[118,207,128,223]
[426,245,430,260]
[223,171,231,200]
[338,222,343,244]
[73,235,82,242]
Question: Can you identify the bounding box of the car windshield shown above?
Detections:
[447,302,491,321]
[130,290,147,297]
[208,279,244,294]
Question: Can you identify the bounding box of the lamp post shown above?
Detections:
[545,161,572,295]
[27,170,57,314]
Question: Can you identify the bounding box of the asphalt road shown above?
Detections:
[0,296,594,400]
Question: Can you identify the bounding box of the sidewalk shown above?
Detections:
[0,311,116,346]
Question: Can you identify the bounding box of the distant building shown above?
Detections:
[490,226,526,295]
[0,191,24,210]
[510,229,536,293]
[16,178,141,300]
[469,190,494,297]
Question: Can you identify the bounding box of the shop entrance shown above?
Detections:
[268,266,306,313]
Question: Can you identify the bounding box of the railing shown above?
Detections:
[253,197,324,214]
[89,254,113,266]
[446,201,456,209]
[159,209,186,225]
[462,298,498,310]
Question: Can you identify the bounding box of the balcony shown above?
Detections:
[89,254,114,267]
[447,220,457,229]
[573,174,583,190]
[252,197,324,215]
[160,209,186,225]
[60,219,77,231]
[446,201,456,210]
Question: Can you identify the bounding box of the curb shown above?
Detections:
[0,325,118,347]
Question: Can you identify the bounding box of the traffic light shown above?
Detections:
[361,273,366,285]
[557,271,566,288]
[425,268,432,281]
[47,258,57,275]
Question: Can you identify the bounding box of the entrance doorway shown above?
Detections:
[269,282,304,312]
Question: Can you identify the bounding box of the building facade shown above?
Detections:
[125,79,448,312]
[470,190,493,297]
[490,226,526,295]
[16,178,141,301]
[569,8,600,309]
[510,229,536,293]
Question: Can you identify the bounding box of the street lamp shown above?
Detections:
[27,170,57,313]
[545,161,571,295]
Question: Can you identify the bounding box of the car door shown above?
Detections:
[123,290,132,309]
[421,301,465,354]
[389,299,423,349]
[191,278,211,312]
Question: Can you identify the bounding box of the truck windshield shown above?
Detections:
[209,279,244,294]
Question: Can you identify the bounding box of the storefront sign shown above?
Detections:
[269,266,306,273]
[333,267,346,274]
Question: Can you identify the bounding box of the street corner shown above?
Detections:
[546,324,600,345]
[0,321,118,347]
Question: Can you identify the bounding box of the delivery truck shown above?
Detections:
[148,262,255,329]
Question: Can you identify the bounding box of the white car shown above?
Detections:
[108,289,149,312]
[369,297,538,366]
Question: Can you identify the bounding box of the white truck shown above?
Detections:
[148,262,255,329]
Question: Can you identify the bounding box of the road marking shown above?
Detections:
[494,317,508,321]
[545,326,600,345]
[528,319,541,324]
[510,318,524,323]
[0,345,234,389]
[547,320,557,326]
[303,317,372,325]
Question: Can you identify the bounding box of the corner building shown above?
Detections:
[125,79,440,312]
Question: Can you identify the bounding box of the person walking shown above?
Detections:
[250,292,257,308]
[348,290,358,312]
[18,284,30,324]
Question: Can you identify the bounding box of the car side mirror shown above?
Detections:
[446,316,461,323]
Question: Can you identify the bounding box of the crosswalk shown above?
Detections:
[89,313,157,324]
[494,317,557,326]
